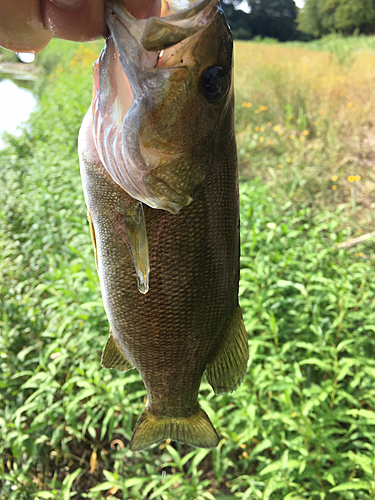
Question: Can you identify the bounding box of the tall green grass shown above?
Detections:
[1,38,375,499]
[234,39,375,232]
[290,32,375,56]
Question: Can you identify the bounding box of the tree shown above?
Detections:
[222,0,298,41]
[248,0,298,40]
[297,0,375,37]
[335,0,375,33]
[222,3,254,39]
[295,0,323,37]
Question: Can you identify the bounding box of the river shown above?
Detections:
[0,67,37,149]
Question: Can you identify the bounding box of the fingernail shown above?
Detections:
[49,0,84,8]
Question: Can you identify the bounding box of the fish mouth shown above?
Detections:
[92,0,224,214]
[107,0,218,52]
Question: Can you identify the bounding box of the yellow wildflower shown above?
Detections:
[274,125,280,132]
[278,131,284,137]
[260,126,265,132]
[313,121,319,126]
[319,110,325,115]
[287,157,292,163]
[354,175,361,181]
[279,164,283,169]
[290,135,295,140]
[348,175,355,183]
[255,126,259,131]
[242,102,252,108]
[259,137,264,142]
[332,185,338,190]
[347,102,353,108]
[268,122,273,126]
[303,130,309,136]
[332,176,338,181]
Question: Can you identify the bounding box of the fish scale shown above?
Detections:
[78,0,248,451]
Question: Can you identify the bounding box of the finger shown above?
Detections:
[0,0,53,54]
[42,0,161,42]
[42,0,107,42]
[123,0,161,19]
[0,0,161,54]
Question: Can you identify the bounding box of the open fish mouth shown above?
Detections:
[91,0,227,215]
[107,0,217,52]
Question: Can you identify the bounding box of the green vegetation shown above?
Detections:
[1,37,375,499]
[235,37,375,232]
[297,0,375,37]
[0,47,18,64]
[223,0,298,42]
[223,0,375,41]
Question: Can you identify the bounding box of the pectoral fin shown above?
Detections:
[122,201,150,294]
[87,211,98,268]
[206,306,249,394]
[102,330,134,371]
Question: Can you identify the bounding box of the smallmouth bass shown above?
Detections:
[78,0,248,451]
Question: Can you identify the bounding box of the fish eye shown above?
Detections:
[199,66,230,103]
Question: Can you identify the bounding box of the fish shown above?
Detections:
[78,0,248,451]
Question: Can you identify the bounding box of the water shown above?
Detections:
[0,70,37,149]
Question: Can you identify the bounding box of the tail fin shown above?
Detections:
[130,406,219,451]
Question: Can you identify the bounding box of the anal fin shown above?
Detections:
[122,201,150,294]
[102,330,134,372]
[206,306,249,395]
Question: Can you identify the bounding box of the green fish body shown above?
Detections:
[78,0,248,451]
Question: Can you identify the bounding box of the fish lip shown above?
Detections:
[108,0,215,23]
[106,0,218,51]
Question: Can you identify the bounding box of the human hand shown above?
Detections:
[0,0,160,54]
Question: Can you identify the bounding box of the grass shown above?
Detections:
[234,40,375,232]
[1,35,375,499]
